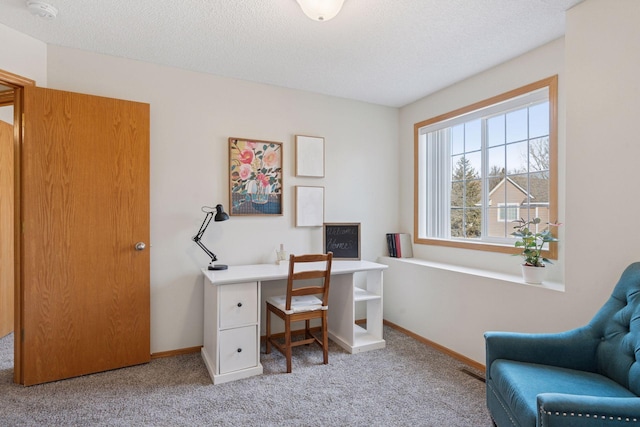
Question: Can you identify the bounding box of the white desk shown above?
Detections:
[201,260,387,384]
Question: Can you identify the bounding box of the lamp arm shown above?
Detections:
[192,211,218,264]
[194,239,218,263]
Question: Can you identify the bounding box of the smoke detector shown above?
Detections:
[27,1,58,19]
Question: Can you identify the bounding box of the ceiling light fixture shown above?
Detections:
[296,0,345,22]
[27,1,58,19]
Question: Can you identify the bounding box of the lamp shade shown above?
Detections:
[214,204,229,222]
[296,0,345,21]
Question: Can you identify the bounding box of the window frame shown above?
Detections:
[413,76,558,259]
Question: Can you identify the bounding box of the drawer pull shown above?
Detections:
[237,348,242,353]
[237,302,243,307]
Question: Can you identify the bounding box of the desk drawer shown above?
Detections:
[219,325,258,374]
[219,282,258,329]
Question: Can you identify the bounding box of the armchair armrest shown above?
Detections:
[485,328,599,376]
[538,394,640,426]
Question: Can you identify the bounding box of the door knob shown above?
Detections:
[134,242,146,251]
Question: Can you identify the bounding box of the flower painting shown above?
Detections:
[229,138,283,215]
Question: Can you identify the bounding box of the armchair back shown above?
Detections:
[588,262,640,394]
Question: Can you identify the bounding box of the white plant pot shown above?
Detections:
[521,264,546,284]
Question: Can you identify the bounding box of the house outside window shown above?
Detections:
[414,76,558,257]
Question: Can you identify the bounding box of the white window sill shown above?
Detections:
[377,256,565,292]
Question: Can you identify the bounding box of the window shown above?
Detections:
[497,203,519,222]
[414,76,557,257]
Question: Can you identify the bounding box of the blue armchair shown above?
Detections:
[485,262,640,426]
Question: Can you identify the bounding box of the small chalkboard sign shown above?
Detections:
[323,223,361,260]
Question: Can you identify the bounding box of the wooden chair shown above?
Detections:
[265,252,333,373]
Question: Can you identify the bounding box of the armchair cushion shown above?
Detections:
[489,360,636,426]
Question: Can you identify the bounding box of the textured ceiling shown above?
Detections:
[0,0,583,107]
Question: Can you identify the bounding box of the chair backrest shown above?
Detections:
[285,252,333,311]
[587,262,640,394]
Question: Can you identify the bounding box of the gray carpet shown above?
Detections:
[0,326,492,426]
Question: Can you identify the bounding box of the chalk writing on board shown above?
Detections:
[323,223,360,259]
[326,238,354,251]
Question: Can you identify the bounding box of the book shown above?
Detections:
[398,233,413,258]
[386,233,413,258]
[386,233,396,257]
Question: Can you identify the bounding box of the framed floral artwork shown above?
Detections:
[229,137,283,216]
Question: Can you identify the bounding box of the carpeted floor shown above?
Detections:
[0,326,492,426]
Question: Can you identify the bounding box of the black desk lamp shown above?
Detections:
[193,204,230,270]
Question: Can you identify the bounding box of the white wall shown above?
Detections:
[0,24,47,86]
[564,0,640,304]
[44,47,399,353]
[0,24,47,124]
[388,0,640,365]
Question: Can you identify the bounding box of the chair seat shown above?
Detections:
[489,360,637,426]
[266,295,327,315]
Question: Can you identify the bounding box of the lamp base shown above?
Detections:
[208,264,228,271]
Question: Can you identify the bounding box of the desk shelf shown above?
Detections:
[328,268,385,354]
[354,287,381,302]
[353,324,386,351]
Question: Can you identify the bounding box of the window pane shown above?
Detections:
[465,119,482,152]
[451,154,464,182]
[466,179,483,207]
[451,124,464,155]
[529,171,550,224]
[488,180,505,206]
[465,208,482,238]
[466,151,481,177]
[450,208,483,239]
[489,176,506,207]
[529,137,549,173]
[450,178,482,209]
[487,115,505,147]
[487,207,509,238]
[506,141,528,174]
[488,146,505,178]
[451,181,464,208]
[506,108,527,143]
[529,102,549,138]
[451,208,464,237]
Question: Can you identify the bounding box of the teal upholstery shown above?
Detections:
[485,262,640,426]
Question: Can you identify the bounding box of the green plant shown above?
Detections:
[511,217,560,267]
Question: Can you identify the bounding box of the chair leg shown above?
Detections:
[265,306,271,354]
[285,317,292,373]
[322,311,329,365]
[305,319,311,340]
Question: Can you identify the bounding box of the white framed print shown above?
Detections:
[295,135,325,177]
[295,186,324,227]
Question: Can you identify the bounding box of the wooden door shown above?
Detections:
[19,86,150,385]
[0,119,13,338]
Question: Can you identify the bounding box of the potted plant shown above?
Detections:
[511,217,560,284]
